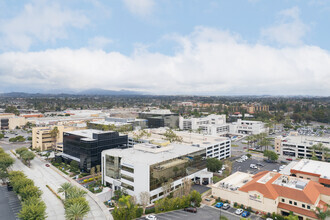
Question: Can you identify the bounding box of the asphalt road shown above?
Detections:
[8,151,110,220]
[0,186,21,220]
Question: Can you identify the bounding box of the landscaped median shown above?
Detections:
[8,171,47,220]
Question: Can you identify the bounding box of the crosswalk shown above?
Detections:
[0,186,21,219]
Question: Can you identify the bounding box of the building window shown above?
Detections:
[294,202,297,206]
[307,205,310,209]
[121,174,134,182]
[282,199,285,202]
[122,165,134,173]
[289,201,292,204]
[159,192,164,197]
[302,204,305,208]
[121,182,134,191]
[307,178,311,180]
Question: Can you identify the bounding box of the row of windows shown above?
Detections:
[121,174,134,182]
[122,165,134,173]
[281,198,310,209]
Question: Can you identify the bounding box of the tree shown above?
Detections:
[263,150,278,161]
[161,178,173,198]
[0,170,9,184]
[90,167,95,176]
[139,191,150,214]
[65,201,90,220]
[0,152,15,170]
[21,151,35,167]
[50,126,59,151]
[206,158,222,172]
[189,190,202,207]
[66,186,87,200]
[163,129,183,143]
[45,152,50,160]
[112,195,137,220]
[18,197,47,220]
[96,165,101,175]
[58,182,73,199]
[70,160,79,172]
[259,137,271,151]
[12,178,34,194]
[5,105,20,116]
[16,147,29,157]
[20,185,42,201]
[315,205,330,220]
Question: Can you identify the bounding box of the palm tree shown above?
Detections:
[65,202,90,220]
[58,183,73,199]
[66,187,87,200]
[315,205,330,220]
[50,126,59,152]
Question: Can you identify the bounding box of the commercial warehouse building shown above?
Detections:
[212,171,330,220]
[102,143,213,203]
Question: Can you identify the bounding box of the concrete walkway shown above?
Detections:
[9,151,112,220]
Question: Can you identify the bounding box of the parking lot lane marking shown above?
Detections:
[159,211,190,219]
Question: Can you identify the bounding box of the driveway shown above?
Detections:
[9,151,111,220]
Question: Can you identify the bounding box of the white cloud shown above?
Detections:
[123,0,154,17]
[0,0,89,51]
[0,27,329,95]
[261,7,309,46]
[88,36,113,49]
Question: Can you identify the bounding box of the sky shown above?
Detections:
[0,0,330,96]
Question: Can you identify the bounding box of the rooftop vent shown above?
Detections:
[295,181,307,190]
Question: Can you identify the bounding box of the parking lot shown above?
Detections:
[139,205,263,220]
[232,157,282,175]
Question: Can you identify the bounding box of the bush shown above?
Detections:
[240,204,244,209]
[234,202,238,207]
[216,197,221,202]
[145,207,155,214]
[136,208,143,218]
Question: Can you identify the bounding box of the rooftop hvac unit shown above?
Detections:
[296,181,307,190]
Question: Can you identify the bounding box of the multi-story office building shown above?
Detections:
[139,110,179,129]
[102,143,213,203]
[212,171,330,220]
[32,125,77,152]
[0,113,26,130]
[179,114,229,136]
[229,119,268,135]
[127,128,231,160]
[275,135,330,160]
[61,129,128,171]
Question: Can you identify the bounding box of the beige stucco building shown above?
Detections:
[212,171,330,220]
[32,125,77,152]
[0,113,27,130]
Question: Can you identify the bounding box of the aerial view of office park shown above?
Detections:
[0,1,329,220]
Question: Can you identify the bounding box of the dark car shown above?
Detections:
[184,207,197,213]
[202,180,209,185]
[45,164,50,167]
[256,163,264,167]
[7,183,13,191]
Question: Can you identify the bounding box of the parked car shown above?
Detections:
[286,158,293,161]
[235,209,244,215]
[279,165,286,170]
[184,207,197,213]
[256,163,264,167]
[273,169,278,172]
[217,170,223,175]
[215,202,223,208]
[202,180,209,185]
[145,215,157,220]
[250,164,257,169]
[45,164,50,167]
[222,203,230,210]
[242,211,250,217]
[204,198,211,202]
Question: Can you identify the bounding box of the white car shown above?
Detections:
[217,170,223,174]
[250,164,257,169]
[145,215,157,220]
[279,165,286,170]
[235,209,244,215]
[273,169,278,172]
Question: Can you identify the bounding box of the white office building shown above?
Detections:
[229,119,268,135]
[179,114,229,136]
[275,135,330,160]
[102,143,213,203]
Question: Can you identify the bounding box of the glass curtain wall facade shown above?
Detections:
[63,132,127,171]
[149,149,206,191]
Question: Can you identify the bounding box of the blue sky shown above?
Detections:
[0,0,330,95]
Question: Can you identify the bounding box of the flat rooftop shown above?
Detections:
[90,121,130,126]
[283,135,330,146]
[140,109,176,115]
[291,159,330,179]
[127,128,230,146]
[102,142,206,166]
[273,174,309,190]
[65,129,113,141]
[213,171,253,190]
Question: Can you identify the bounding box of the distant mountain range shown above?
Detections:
[0,89,144,97]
